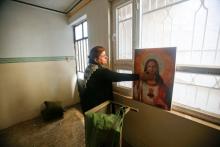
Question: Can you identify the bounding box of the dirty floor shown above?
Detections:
[0,105,85,147]
[0,104,132,147]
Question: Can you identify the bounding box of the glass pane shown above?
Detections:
[206,89,220,114]
[201,51,215,65]
[157,0,166,8]
[74,21,89,73]
[142,0,150,13]
[116,69,132,88]
[194,87,209,110]
[141,0,220,117]
[176,52,191,64]
[117,3,132,60]
[83,21,88,37]
[118,3,132,21]
[141,0,220,66]
[142,0,185,13]
[173,71,220,115]
[118,19,132,59]
[175,72,220,89]
[77,71,84,80]
[172,83,187,103]
[185,85,197,107]
[216,51,220,65]
[75,24,82,40]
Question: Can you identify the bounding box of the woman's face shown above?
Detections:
[97,51,108,65]
[146,61,157,75]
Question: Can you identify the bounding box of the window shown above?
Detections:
[140,0,220,123]
[113,1,134,92]
[112,0,220,124]
[117,2,133,60]
[73,21,88,79]
[117,69,133,88]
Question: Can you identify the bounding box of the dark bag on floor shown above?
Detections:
[41,101,64,121]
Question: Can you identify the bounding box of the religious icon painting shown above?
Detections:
[133,47,176,110]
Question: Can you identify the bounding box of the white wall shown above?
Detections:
[0,1,79,130]
[0,0,73,57]
[0,61,79,130]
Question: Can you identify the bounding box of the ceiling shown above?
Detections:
[12,0,80,14]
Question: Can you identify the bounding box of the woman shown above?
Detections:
[134,59,169,110]
[80,46,139,112]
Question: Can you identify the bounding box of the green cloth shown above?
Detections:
[85,112,124,147]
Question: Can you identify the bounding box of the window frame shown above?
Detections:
[111,0,220,125]
[111,0,140,95]
[173,65,220,124]
[140,0,220,124]
[73,20,89,79]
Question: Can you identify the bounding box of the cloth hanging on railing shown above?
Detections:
[85,107,126,147]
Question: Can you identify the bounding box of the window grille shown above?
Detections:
[73,21,88,78]
[141,0,220,123]
[116,2,133,60]
[114,2,134,89]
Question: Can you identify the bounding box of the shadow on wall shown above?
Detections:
[71,73,80,104]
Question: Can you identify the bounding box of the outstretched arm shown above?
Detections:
[100,68,139,82]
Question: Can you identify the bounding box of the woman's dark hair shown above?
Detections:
[144,58,164,84]
[88,46,105,63]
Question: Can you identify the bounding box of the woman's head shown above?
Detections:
[88,46,108,65]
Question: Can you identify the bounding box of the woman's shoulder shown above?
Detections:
[94,67,111,76]
[95,66,110,72]
[84,64,100,81]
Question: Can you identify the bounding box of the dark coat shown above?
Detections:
[81,63,139,112]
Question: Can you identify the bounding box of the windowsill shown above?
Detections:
[169,110,220,131]
[113,92,220,131]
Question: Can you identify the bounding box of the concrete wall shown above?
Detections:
[115,95,220,147]
[0,1,79,130]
